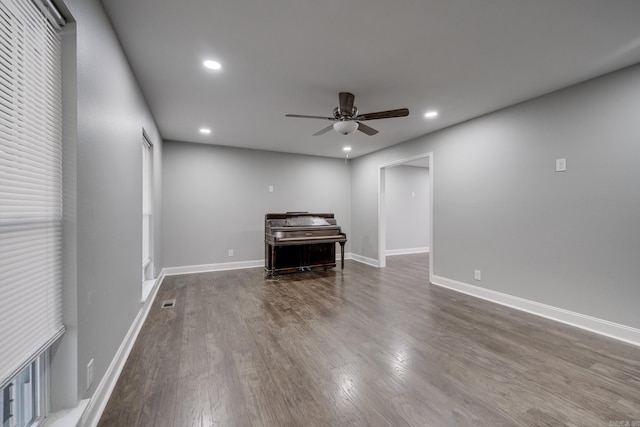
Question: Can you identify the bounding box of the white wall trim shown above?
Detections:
[162,252,364,277]
[378,166,387,268]
[431,275,640,348]
[378,153,433,282]
[349,253,380,267]
[79,272,165,427]
[386,247,430,256]
[161,259,264,276]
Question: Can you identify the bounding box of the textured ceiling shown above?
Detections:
[100,0,640,158]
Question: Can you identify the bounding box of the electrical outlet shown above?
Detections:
[87,359,94,390]
[268,185,274,193]
[474,270,481,281]
[555,158,567,172]
[228,249,234,257]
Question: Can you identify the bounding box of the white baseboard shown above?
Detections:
[349,253,380,267]
[162,253,362,277]
[431,275,640,348]
[161,259,264,276]
[79,274,165,427]
[386,247,430,256]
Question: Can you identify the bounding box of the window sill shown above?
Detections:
[40,399,89,427]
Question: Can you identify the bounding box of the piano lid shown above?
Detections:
[265,212,346,245]
[265,212,338,228]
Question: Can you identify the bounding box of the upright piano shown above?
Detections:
[265,212,347,275]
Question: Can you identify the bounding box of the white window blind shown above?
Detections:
[0,0,64,389]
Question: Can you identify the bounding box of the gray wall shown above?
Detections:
[47,0,640,411]
[352,63,640,330]
[162,141,351,268]
[385,166,429,251]
[51,0,163,409]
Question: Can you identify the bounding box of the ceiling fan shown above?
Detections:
[286,92,409,136]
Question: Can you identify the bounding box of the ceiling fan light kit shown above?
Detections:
[333,120,359,135]
[286,92,409,137]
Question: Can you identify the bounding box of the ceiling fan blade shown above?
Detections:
[355,108,409,121]
[313,124,334,136]
[286,114,335,121]
[339,92,355,115]
[356,122,378,136]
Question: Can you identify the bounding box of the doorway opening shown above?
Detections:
[378,153,433,283]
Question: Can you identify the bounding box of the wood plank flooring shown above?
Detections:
[98,254,640,426]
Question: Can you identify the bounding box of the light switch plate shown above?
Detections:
[555,158,567,172]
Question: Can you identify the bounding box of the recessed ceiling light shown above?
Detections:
[424,111,438,118]
[203,60,221,70]
[199,128,211,134]
[343,146,352,152]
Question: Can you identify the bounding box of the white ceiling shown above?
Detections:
[100,0,640,159]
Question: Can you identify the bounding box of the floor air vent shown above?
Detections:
[161,299,176,308]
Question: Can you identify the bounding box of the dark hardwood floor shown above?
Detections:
[98,254,640,426]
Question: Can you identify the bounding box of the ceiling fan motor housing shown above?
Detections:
[333,106,358,119]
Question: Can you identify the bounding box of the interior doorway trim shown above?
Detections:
[378,153,433,283]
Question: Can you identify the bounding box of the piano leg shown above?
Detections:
[339,242,345,270]
[271,244,276,277]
